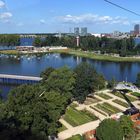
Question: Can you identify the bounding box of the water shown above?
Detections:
[0,53,140,96]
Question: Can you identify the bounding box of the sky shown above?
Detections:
[0,0,140,33]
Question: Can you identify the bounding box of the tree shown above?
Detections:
[0,84,70,139]
[107,77,116,89]
[45,66,75,98]
[136,72,140,87]
[96,119,123,140]
[73,62,105,103]
[33,37,42,47]
[40,67,55,82]
[120,115,135,139]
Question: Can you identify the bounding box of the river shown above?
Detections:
[0,53,140,97]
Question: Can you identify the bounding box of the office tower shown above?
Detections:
[134,24,140,35]
[74,27,80,36]
[81,27,87,36]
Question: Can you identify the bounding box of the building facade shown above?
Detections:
[74,27,80,36]
[134,24,140,35]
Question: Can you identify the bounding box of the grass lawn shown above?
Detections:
[113,99,129,108]
[111,92,137,102]
[96,93,112,100]
[58,124,67,132]
[95,102,122,115]
[64,107,98,127]
[66,134,83,140]
[0,50,19,55]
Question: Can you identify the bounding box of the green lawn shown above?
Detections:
[64,107,98,127]
[96,93,112,100]
[95,102,122,115]
[113,99,129,108]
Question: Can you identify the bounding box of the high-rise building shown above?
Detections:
[81,27,87,36]
[74,27,80,36]
[134,24,140,35]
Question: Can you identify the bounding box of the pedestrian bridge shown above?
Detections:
[0,74,42,84]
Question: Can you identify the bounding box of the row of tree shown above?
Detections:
[33,35,140,56]
[0,63,106,140]
[0,34,20,46]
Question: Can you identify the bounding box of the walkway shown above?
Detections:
[58,120,100,140]
[0,74,42,81]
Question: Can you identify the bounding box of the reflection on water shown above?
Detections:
[0,53,140,95]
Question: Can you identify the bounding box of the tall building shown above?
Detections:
[81,27,87,36]
[134,24,140,35]
[74,27,80,36]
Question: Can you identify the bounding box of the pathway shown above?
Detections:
[58,120,100,140]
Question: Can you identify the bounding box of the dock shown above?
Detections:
[0,74,42,84]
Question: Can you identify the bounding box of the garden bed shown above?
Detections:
[96,93,112,100]
[112,99,129,108]
[64,107,98,127]
[111,92,136,102]
[84,96,101,105]
[95,102,122,115]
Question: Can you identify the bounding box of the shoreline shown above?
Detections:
[50,49,140,62]
[1,49,140,62]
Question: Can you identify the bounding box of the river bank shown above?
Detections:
[1,49,140,62]
[50,49,140,62]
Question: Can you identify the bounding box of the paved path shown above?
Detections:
[58,120,100,140]
[59,119,73,129]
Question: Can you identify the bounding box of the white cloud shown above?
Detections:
[0,12,12,19]
[0,0,5,8]
[58,13,130,25]
[40,19,46,24]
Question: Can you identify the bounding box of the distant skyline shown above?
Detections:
[0,0,140,33]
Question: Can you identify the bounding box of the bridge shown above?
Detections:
[0,74,42,85]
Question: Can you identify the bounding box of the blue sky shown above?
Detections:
[0,0,140,33]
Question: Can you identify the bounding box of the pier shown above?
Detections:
[0,74,42,84]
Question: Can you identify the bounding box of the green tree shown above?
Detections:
[96,119,123,140]
[136,72,140,87]
[33,37,42,47]
[73,62,105,103]
[0,84,69,139]
[45,66,75,98]
[107,77,116,89]
[40,67,55,82]
[120,115,135,139]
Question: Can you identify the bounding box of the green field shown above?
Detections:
[64,107,98,127]
[113,99,129,108]
[95,102,122,115]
